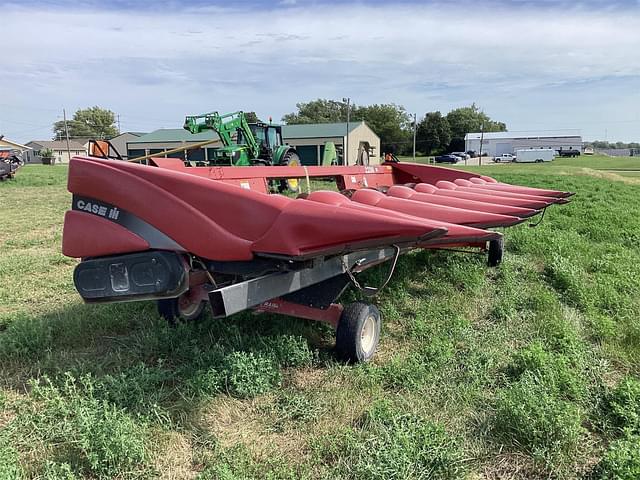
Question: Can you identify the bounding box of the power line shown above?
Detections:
[0,102,62,114]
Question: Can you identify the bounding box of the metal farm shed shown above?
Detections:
[282,121,380,166]
[127,121,381,165]
[465,130,583,157]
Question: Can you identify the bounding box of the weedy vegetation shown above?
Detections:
[0,156,639,478]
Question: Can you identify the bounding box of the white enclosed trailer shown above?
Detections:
[515,149,555,163]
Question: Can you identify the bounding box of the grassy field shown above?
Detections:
[403,153,640,171]
[1,160,639,479]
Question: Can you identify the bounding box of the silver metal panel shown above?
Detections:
[208,247,397,318]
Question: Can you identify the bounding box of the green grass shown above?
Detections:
[552,154,640,170]
[401,153,640,172]
[1,163,639,478]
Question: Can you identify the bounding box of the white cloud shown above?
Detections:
[1,2,639,141]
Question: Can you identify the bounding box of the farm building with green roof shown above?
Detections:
[126,121,380,165]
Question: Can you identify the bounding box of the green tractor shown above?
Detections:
[184,111,301,191]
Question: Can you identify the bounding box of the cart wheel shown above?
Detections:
[335,302,381,363]
[157,290,207,325]
[488,237,504,267]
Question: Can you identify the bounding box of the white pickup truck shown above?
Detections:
[493,154,515,163]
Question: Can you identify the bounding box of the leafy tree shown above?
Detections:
[446,103,506,151]
[416,111,451,155]
[245,111,260,123]
[353,103,412,154]
[282,99,351,125]
[283,99,412,154]
[53,106,118,140]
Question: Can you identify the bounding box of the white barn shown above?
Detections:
[465,130,583,157]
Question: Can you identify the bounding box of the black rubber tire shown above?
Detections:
[335,302,381,363]
[279,151,301,193]
[488,237,504,267]
[157,292,207,325]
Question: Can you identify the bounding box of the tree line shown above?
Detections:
[586,141,640,150]
[282,99,507,155]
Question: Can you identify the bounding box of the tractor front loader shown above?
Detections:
[184,111,301,191]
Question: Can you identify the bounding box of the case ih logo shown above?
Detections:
[75,199,120,220]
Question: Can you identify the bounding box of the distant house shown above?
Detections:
[0,136,31,155]
[127,121,381,165]
[24,140,87,164]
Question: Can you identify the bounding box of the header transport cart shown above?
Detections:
[62,154,573,363]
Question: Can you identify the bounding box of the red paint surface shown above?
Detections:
[65,157,445,260]
[386,185,539,218]
[351,188,522,228]
[63,157,573,262]
[254,298,343,327]
[62,210,149,258]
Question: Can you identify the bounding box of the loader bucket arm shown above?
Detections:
[184,110,260,160]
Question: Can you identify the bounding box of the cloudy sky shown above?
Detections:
[1,0,639,143]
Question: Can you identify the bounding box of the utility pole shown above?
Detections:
[478,123,484,165]
[342,97,350,165]
[117,114,121,134]
[63,108,71,162]
[412,113,417,161]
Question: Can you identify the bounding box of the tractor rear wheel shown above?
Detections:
[335,302,381,363]
[279,151,301,193]
[157,290,207,325]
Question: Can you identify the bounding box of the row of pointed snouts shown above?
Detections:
[295,180,573,248]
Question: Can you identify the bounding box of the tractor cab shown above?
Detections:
[238,122,284,162]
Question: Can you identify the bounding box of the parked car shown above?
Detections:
[451,152,470,161]
[557,148,581,158]
[466,150,477,158]
[434,154,460,164]
[493,154,515,163]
